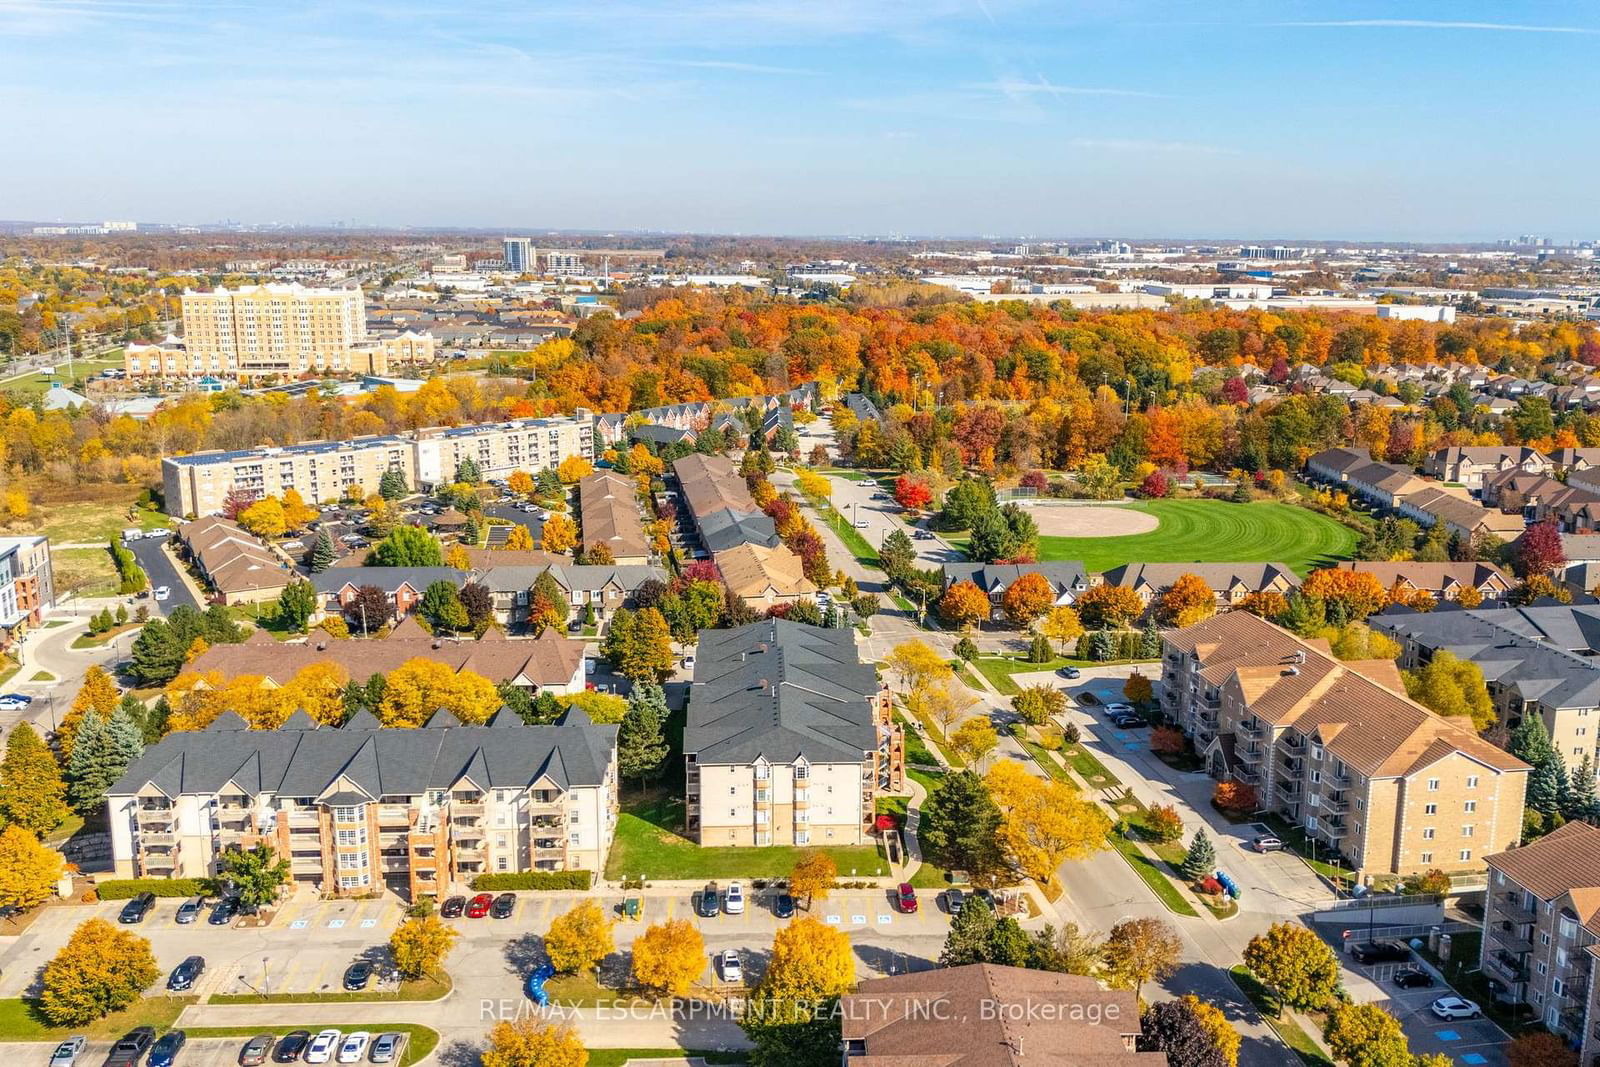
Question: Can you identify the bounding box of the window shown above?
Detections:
[1459,849,1472,861]
[754,765,770,781]
[1422,828,1435,840]
[336,851,367,870]
[1420,852,1432,864]
[1466,775,1479,789]
[1462,825,1474,837]
[496,857,509,871]
[335,828,366,846]
[1427,778,1440,791]
[333,804,364,822]
[1424,804,1437,815]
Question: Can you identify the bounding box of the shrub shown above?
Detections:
[1150,726,1186,756]
[94,878,205,899]
[1060,721,1081,746]
[1401,868,1452,896]
[469,871,592,892]
[1212,780,1258,815]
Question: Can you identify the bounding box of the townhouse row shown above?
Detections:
[1307,447,1526,542]
[670,452,817,610]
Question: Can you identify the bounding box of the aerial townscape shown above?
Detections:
[4,5,1600,1067]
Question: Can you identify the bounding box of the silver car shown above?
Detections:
[368,1034,402,1064]
[50,1037,87,1067]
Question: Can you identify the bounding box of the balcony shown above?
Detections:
[1486,951,1529,983]
[1280,734,1306,754]
[136,807,176,828]
[1196,708,1219,728]
[139,829,177,846]
[1495,892,1537,924]
[1330,769,1354,788]
[1239,720,1268,740]
[1560,978,1589,1004]
[1237,745,1266,766]
[1490,923,1535,955]
[1316,819,1349,841]
[1322,793,1351,814]
[1275,780,1302,801]
[450,801,485,817]
[1278,754,1304,775]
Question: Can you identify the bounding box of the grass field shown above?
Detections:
[54,547,122,598]
[32,489,172,545]
[1031,498,1356,575]
[0,996,192,1041]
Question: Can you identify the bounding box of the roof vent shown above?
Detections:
[315,640,327,652]
[1284,667,1300,676]
[432,639,442,649]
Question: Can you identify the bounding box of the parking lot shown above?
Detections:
[14,1038,264,1067]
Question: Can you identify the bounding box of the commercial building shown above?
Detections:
[0,535,54,640]
[162,414,592,518]
[1372,604,1600,780]
[1482,821,1600,1061]
[578,470,652,564]
[684,620,901,847]
[1163,611,1528,882]
[106,703,617,899]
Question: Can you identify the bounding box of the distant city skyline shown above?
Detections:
[3,0,1598,240]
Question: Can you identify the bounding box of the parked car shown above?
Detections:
[852,518,869,528]
[465,893,494,918]
[895,883,918,913]
[343,961,373,991]
[118,892,156,924]
[1102,702,1135,715]
[772,891,795,919]
[272,1032,311,1063]
[0,693,33,711]
[153,586,172,602]
[209,897,239,926]
[336,1034,370,1064]
[723,881,745,915]
[104,1029,156,1067]
[1056,666,1081,680]
[303,1031,342,1065]
[148,1031,186,1067]
[439,896,465,918]
[1350,940,1412,965]
[1430,996,1482,1020]
[167,955,205,991]
[681,654,696,670]
[1110,712,1144,728]
[1250,834,1284,853]
[696,882,720,918]
[719,950,742,983]
[50,1037,87,1067]
[238,1035,275,1067]
[944,888,966,914]
[913,529,934,540]
[491,893,516,919]
[175,898,204,924]
[367,1034,402,1065]
[1393,967,1436,989]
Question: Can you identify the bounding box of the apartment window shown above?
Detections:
[1420,852,1432,864]
[1466,775,1479,789]
[754,765,770,781]
[1422,828,1435,840]
[333,804,364,822]
[1424,804,1437,815]
[795,830,811,845]
[1427,778,1440,791]
[496,857,509,871]
[1462,825,1474,837]
[729,809,736,818]
[1459,849,1472,861]
[1463,801,1476,813]
[1310,744,1323,761]
[729,787,736,796]
[795,763,809,780]
[335,828,366,846]
[1310,770,1321,785]
[338,873,369,889]
[336,851,367,870]
[1559,917,1578,939]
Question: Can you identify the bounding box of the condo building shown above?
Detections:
[106,705,618,900]
[0,535,55,642]
[684,620,902,847]
[1163,611,1528,882]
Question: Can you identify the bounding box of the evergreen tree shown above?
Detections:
[1509,715,1556,767]
[378,469,408,501]
[1139,622,1163,659]
[0,723,69,834]
[104,708,145,770]
[462,515,481,547]
[919,770,1005,878]
[617,682,670,789]
[1180,830,1217,883]
[1527,752,1565,818]
[455,456,482,484]
[1565,754,1597,820]
[939,896,998,966]
[65,711,107,812]
[309,531,336,573]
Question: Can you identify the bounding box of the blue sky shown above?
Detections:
[2,0,1598,240]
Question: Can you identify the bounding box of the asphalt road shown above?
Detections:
[123,535,201,615]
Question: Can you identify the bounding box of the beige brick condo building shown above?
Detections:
[1163,611,1529,883]
[106,704,617,900]
[1482,821,1600,1063]
[684,620,902,847]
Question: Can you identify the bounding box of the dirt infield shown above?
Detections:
[1019,504,1159,537]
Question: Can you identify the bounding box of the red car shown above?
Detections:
[464,893,494,918]
[895,883,918,913]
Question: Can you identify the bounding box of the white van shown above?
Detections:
[121,528,143,543]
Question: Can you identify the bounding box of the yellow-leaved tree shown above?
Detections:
[544,900,614,975]
[60,665,120,759]
[557,456,594,484]
[540,513,577,554]
[630,919,705,998]
[481,1020,586,1067]
[39,918,160,1025]
[378,659,499,727]
[985,759,1111,888]
[0,825,66,911]
[389,915,459,979]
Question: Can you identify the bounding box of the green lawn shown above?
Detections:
[53,547,122,598]
[35,492,173,545]
[208,974,450,1004]
[605,793,887,880]
[1031,498,1357,575]
[0,996,192,1041]
[1229,966,1335,1067]
[184,1026,440,1067]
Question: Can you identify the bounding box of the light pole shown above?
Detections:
[263,957,270,996]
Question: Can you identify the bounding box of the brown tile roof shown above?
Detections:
[178,515,290,594]
[672,452,757,517]
[840,964,1161,1067]
[1333,561,1512,595]
[457,548,567,569]
[1169,611,1528,778]
[189,628,584,688]
[1486,820,1600,903]
[579,470,651,559]
[715,541,816,599]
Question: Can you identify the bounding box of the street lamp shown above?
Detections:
[263,957,270,996]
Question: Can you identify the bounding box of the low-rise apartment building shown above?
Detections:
[684,620,901,847]
[578,470,652,564]
[1482,821,1600,1062]
[671,453,817,610]
[941,562,1089,619]
[310,567,467,626]
[176,516,292,605]
[477,563,666,630]
[1163,611,1528,883]
[1481,471,1600,532]
[1426,445,1553,489]
[0,535,54,641]
[410,414,593,488]
[106,703,617,899]
[1333,561,1513,603]
[1372,605,1600,780]
[1305,447,1526,541]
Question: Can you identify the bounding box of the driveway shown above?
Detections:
[124,536,201,615]
[481,503,545,545]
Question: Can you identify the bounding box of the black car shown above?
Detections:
[490,893,516,919]
[118,893,156,924]
[1393,967,1436,989]
[343,961,373,991]
[1111,713,1145,728]
[272,1032,311,1063]
[168,955,205,991]
[772,892,795,919]
[696,882,720,918]
[1350,940,1412,965]
[208,897,239,926]
[439,896,465,919]
[103,1028,156,1067]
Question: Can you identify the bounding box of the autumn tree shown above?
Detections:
[238,496,287,538]
[545,900,614,975]
[1301,568,1388,621]
[502,524,535,552]
[1138,998,1230,1067]
[789,851,838,909]
[883,639,952,695]
[1075,583,1145,628]
[744,916,854,1067]
[39,918,160,1025]
[1155,573,1217,627]
[893,475,932,511]
[0,825,65,911]
[950,717,999,768]
[1515,521,1565,578]
[378,659,500,726]
[507,470,535,497]
[631,919,706,998]
[1001,571,1055,628]
[389,914,459,979]
[1212,780,1258,814]
[1243,921,1343,1014]
[1011,684,1065,726]
[1322,1002,1412,1067]
[212,843,290,909]
[0,723,68,834]
[60,663,120,759]
[986,759,1111,887]
[1506,1033,1580,1067]
[1180,995,1241,1067]
[279,488,318,531]
[1101,916,1182,1000]
[541,512,578,553]
[1236,590,1288,619]
[1039,605,1084,653]
[481,1020,587,1067]
[1123,672,1154,706]
[938,579,991,629]
[602,607,674,681]
[1402,650,1496,732]
[760,915,856,1001]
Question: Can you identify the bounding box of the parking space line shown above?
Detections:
[665,897,675,919]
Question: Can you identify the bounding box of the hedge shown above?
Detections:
[95,878,205,899]
[468,871,591,892]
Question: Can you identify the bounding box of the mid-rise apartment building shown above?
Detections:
[1482,821,1600,1063]
[1373,604,1600,782]
[106,704,617,899]
[1163,611,1528,882]
[162,414,592,518]
[684,620,902,847]
[0,535,54,642]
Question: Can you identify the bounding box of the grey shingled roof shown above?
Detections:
[942,562,1088,594]
[684,619,880,766]
[311,567,466,594]
[109,712,617,800]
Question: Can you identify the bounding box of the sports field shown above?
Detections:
[1030,498,1357,575]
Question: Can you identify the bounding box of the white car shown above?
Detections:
[1103,702,1134,714]
[153,586,171,602]
[853,518,869,528]
[1429,996,1481,1020]
[304,1030,342,1064]
[719,950,742,983]
[336,1033,370,1063]
[681,654,696,671]
[49,1037,87,1067]
[723,881,745,915]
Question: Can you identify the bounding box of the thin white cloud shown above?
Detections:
[975,75,1168,100]
[660,59,822,76]
[1275,19,1599,35]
